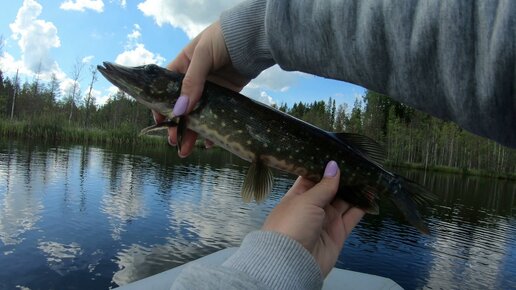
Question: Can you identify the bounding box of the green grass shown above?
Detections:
[389,161,516,180]
[0,119,167,146]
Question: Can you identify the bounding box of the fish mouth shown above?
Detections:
[98,62,180,118]
[97,62,144,95]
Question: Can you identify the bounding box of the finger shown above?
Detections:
[178,129,198,158]
[284,176,316,198]
[173,39,212,117]
[342,207,365,236]
[167,34,202,73]
[207,72,246,92]
[332,198,351,215]
[167,50,190,73]
[152,110,165,124]
[304,161,340,208]
[168,127,177,146]
[204,139,214,149]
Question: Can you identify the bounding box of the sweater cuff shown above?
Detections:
[220,0,275,79]
[223,231,323,290]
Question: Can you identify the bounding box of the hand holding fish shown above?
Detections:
[155,21,250,157]
[262,161,365,277]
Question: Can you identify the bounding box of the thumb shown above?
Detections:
[305,161,340,208]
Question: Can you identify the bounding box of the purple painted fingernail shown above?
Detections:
[173,95,189,116]
[324,161,339,177]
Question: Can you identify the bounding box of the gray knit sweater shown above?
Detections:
[172,1,514,289]
[171,231,322,289]
[221,0,515,148]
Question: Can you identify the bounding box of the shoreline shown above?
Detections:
[2,119,514,180]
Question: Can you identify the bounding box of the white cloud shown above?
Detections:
[115,44,165,67]
[1,1,112,104]
[60,78,80,97]
[9,0,61,75]
[108,85,119,95]
[239,65,304,105]
[138,0,244,39]
[241,86,275,106]
[114,24,165,66]
[258,91,275,106]
[249,65,301,92]
[0,53,76,101]
[1,0,80,98]
[60,0,104,13]
[92,86,119,106]
[126,24,142,45]
[82,55,94,63]
[136,0,306,102]
[88,88,102,104]
[0,52,33,77]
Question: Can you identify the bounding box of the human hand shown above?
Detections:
[153,21,250,157]
[262,161,365,277]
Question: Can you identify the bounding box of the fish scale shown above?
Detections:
[188,87,322,177]
[98,62,436,234]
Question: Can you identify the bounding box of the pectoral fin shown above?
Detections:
[241,160,274,203]
[338,184,380,215]
[139,119,178,136]
[176,116,187,153]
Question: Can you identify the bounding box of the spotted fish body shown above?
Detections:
[98,62,434,234]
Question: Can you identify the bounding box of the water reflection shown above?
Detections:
[0,141,514,290]
[0,145,44,247]
[101,153,148,240]
[336,169,516,289]
[37,241,84,275]
[425,217,513,290]
[112,163,293,285]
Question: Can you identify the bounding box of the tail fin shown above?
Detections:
[389,176,437,235]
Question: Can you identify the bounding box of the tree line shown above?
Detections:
[276,92,515,175]
[0,65,151,133]
[0,66,514,176]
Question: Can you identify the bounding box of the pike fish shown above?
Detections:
[98,62,435,234]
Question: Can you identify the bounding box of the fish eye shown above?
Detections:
[144,64,159,74]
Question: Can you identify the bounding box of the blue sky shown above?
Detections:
[0,0,365,107]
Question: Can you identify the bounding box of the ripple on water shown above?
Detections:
[0,142,514,290]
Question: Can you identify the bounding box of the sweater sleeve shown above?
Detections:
[220,0,516,148]
[171,231,323,290]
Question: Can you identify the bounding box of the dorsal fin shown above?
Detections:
[332,133,386,164]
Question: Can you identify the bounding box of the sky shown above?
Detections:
[0,0,365,107]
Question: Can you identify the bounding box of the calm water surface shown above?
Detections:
[0,141,514,290]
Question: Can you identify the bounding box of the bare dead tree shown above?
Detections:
[67,58,84,124]
[32,62,42,100]
[84,65,98,127]
[10,69,19,121]
[48,73,60,103]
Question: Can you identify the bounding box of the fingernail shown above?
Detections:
[173,95,189,116]
[324,161,338,177]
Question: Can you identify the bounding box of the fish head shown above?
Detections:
[97,62,182,118]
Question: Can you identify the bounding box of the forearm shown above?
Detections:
[220,0,516,148]
[171,231,323,290]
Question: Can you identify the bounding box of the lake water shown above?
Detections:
[0,141,514,290]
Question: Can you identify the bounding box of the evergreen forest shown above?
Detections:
[0,66,514,179]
